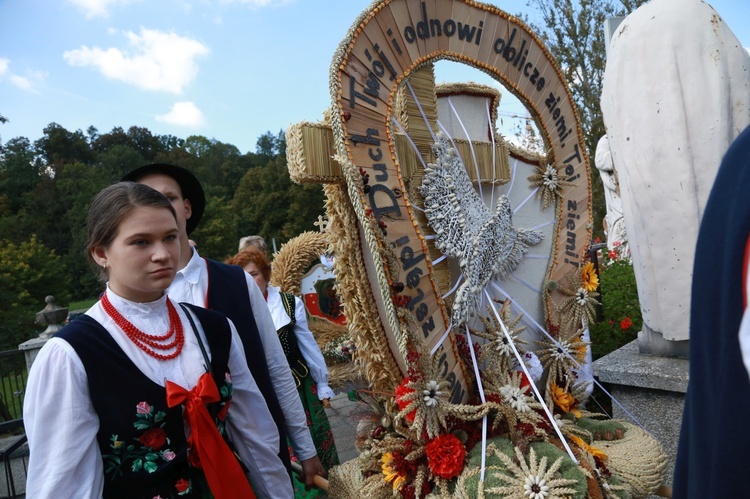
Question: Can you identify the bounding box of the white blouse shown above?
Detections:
[23,289,293,499]
[265,286,335,400]
[740,261,750,380]
[167,248,316,461]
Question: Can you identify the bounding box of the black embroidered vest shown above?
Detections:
[204,259,291,473]
[277,292,311,387]
[57,305,233,499]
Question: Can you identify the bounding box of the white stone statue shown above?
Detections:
[594,135,628,257]
[600,0,750,343]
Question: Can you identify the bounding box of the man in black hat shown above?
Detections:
[122,164,326,490]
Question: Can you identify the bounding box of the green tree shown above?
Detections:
[91,126,130,155]
[192,195,239,261]
[185,136,244,199]
[153,143,196,171]
[57,161,112,299]
[255,129,286,160]
[0,236,71,349]
[158,134,186,152]
[126,126,164,162]
[232,155,326,250]
[95,144,147,180]
[34,123,95,176]
[526,0,647,239]
[17,175,68,253]
[90,126,166,167]
[0,137,43,215]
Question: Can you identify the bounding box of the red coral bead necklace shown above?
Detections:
[101,292,184,360]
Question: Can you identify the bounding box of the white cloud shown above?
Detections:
[63,28,209,94]
[68,0,140,19]
[156,101,205,128]
[9,75,33,91]
[0,58,41,91]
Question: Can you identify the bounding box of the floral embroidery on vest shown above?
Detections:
[216,372,233,433]
[103,401,175,477]
[101,370,233,494]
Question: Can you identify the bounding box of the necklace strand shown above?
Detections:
[102,292,184,361]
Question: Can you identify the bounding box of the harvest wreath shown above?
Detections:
[283,1,669,496]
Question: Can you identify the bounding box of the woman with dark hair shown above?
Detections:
[23,182,291,498]
[226,247,338,498]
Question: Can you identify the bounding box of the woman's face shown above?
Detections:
[92,206,180,302]
[243,262,269,294]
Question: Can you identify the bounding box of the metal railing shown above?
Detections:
[0,350,26,428]
[0,349,27,498]
[0,433,27,499]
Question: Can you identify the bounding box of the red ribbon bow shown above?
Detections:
[166,372,255,499]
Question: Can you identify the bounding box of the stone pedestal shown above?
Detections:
[18,295,68,371]
[638,325,689,358]
[18,336,49,372]
[593,340,688,487]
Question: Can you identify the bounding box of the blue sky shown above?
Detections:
[1,0,748,155]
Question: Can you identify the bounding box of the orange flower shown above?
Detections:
[581,262,599,292]
[550,382,581,417]
[425,433,466,479]
[569,434,608,461]
[620,317,633,330]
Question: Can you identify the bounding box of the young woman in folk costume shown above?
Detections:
[226,247,339,498]
[23,182,292,499]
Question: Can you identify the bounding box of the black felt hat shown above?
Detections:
[122,163,205,235]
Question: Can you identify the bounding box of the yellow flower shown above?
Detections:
[550,382,581,417]
[581,262,599,292]
[113,440,123,449]
[381,452,407,490]
[569,435,608,461]
[574,343,588,363]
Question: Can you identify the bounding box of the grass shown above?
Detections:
[68,297,98,311]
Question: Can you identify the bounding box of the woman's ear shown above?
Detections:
[91,246,108,269]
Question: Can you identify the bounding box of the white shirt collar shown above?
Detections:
[168,247,208,307]
[102,284,170,330]
[105,284,167,314]
[179,247,203,285]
